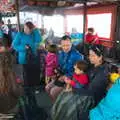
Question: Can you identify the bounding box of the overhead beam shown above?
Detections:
[26,0,87,3]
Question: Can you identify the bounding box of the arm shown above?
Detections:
[88,71,108,93]
[73,49,84,63]
[66,50,84,76]
[46,54,58,67]
[33,29,42,49]
[12,32,26,52]
[69,79,86,88]
[64,77,84,88]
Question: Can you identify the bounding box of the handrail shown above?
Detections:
[99,39,115,43]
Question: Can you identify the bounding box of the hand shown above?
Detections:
[58,76,65,82]
[64,77,71,84]
[25,45,29,49]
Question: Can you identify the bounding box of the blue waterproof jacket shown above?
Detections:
[58,47,84,77]
[90,78,120,120]
[12,29,41,64]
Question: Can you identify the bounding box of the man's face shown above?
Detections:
[61,39,72,53]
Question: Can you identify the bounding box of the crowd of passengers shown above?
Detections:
[0,21,120,120]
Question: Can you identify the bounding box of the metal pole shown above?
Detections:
[83,1,87,43]
[16,0,21,31]
[41,14,44,29]
[82,1,87,55]
[0,13,2,21]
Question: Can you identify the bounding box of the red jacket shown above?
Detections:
[85,33,100,44]
[70,73,89,88]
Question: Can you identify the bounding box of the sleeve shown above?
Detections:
[88,71,108,92]
[54,55,58,68]
[33,29,42,49]
[73,50,84,64]
[70,80,76,87]
[77,75,89,85]
[58,51,63,68]
[12,32,26,52]
[46,55,57,67]
[70,80,84,88]
[70,75,89,88]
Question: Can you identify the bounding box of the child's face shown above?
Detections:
[74,65,83,74]
[88,31,93,34]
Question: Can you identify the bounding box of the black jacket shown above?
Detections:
[74,63,109,105]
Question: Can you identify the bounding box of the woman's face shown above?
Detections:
[24,25,31,34]
[89,50,102,66]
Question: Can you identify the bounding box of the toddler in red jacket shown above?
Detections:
[64,60,89,91]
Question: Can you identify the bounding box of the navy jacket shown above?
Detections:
[75,63,109,104]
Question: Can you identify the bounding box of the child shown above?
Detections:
[45,44,58,84]
[85,28,99,45]
[64,60,89,91]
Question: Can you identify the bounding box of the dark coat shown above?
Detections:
[0,83,23,113]
[75,63,109,105]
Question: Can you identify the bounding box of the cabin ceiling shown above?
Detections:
[0,0,120,16]
[19,0,120,14]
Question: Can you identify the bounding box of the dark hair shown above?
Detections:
[0,52,16,94]
[47,44,57,53]
[0,34,9,47]
[61,35,71,41]
[25,21,35,30]
[89,45,103,57]
[75,60,88,72]
[0,20,4,24]
[88,28,94,33]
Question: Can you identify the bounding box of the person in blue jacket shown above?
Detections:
[46,35,84,101]
[89,70,120,120]
[12,21,41,64]
[12,22,42,119]
[58,35,84,77]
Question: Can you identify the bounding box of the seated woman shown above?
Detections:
[52,45,109,120]
[89,67,120,120]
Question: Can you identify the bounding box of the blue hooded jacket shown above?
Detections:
[58,47,84,77]
[90,78,120,120]
[12,29,41,64]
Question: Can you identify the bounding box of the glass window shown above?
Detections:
[43,15,64,37]
[20,12,42,28]
[66,15,83,33]
[87,13,112,38]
